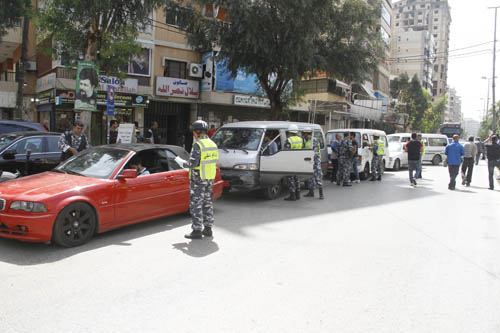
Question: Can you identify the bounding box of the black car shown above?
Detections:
[0,132,62,175]
[0,120,47,135]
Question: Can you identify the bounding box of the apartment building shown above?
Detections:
[446,87,462,123]
[391,28,436,92]
[463,118,480,138]
[392,0,451,98]
[0,2,38,121]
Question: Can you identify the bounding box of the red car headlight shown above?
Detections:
[10,201,47,213]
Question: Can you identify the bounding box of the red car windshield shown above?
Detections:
[56,148,130,179]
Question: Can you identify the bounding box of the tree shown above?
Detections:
[165,0,384,120]
[390,73,429,131]
[38,0,164,74]
[0,0,24,39]
[421,96,447,133]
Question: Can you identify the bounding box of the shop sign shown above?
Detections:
[38,89,55,105]
[96,93,148,107]
[234,95,270,108]
[107,85,115,116]
[117,123,135,144]
[56,90,76,104]
[36,73,56,93]
[115,108,134,115]
[156,77,199,99]
[98,75,138,94]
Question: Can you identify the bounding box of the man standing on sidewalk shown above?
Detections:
[405,133,421,187]
[461,136,477,187]
[484,134,500,190]
[445,134,465,190]
[416,133,425,179]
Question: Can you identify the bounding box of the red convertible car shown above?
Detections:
[0,144,224,247]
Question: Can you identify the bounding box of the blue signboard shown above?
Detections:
[214,59,262,95]
[106,85,115,116]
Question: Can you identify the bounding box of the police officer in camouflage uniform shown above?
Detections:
[370,134,385,181]
[337,132,353,187]
[284,124,304,201]
[174,120,219,239]
[303,128,324,199]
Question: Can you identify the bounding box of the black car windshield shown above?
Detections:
[212,128,264,151]
[55,148,130,179]
[0,134,20,151]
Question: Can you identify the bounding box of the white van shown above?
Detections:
[325,129,389,180]
[387,133,448,168]
[211,121,328,199]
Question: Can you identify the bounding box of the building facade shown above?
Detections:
[446,87,462,123]
[463,118,480,138]
[392,0,451,98]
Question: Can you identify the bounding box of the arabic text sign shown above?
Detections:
[36,73,56,93]
[117,123,135,144]
[233,95,270,108]
[156,77,199,99]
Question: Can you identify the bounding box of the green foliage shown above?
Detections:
[421,96,447,133]
[0,0,28,39]
[37,0,162,74]
[165,0,384,119]
[479,101,500,138]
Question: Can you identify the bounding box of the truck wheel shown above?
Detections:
[393,159,401,171]
[262,182,282,200]
[360,163,370,180]
[432,155,441,166]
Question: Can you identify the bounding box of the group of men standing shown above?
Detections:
[329,132,385,186]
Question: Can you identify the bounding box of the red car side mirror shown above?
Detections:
[118,169,137,180]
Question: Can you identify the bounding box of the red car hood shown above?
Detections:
[0,172,104,199]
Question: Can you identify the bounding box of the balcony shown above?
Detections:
[0,27,22,64]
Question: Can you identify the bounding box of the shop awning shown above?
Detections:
[335,80,351,90]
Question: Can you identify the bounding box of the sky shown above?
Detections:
[447,0,500,121]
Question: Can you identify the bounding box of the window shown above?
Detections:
[47,136,60,153]
[434,26,438,30]
[9,137,43,154]
[166,149,183,170]
[163,60,187,79]
[429,138,447,147]
[165,6,191,28]
[434,18,438,22]
[434,34,438,38]
[313,131,325,149]
[396,23,399,27]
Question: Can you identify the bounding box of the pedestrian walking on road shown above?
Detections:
[145,121,160,144]
[330,134,341,183]
[484,134,500,190]
[304,128,324,199]
[405,132,422,187]
[416,133,425,179]
[461,136,477,187]
[58,119,90,162]
[444,134,465,190]
[350,132,361,184]
[284,124,304,201]
[337,132,353,187]
[370,134,385,181]
[108,120,119,144]
[174,120,219,239]
[475,137,484,165]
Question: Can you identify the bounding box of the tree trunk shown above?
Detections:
[14,3,29,121]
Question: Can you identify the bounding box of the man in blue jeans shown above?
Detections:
[484,134,500,190]
[445,134,465,190]
[405,133,421,187]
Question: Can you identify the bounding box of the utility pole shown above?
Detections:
[489,6,500,133]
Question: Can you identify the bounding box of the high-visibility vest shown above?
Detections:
[287,136,303,149]
[192,138,219,180]
[376,139,385,156]
[305,138,321,157]
[421,140,426,155]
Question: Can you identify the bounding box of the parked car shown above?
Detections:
[325,129,389,180]
[211,121,328,200]
[0,120,46,135]
[386,133,448,167]
[0,132,63,175]
[0,144,225,247]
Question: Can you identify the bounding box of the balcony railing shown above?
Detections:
[0,71,16,82]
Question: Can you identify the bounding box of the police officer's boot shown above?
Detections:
[295,189,301,200]
[319,188,324,200]
[304,189,314,197]
[185,229,203,239]
[284,191,296,201]
[376,175,382,181]
[202,227,213,237]
[370,175,377,181]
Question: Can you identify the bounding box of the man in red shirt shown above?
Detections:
[207,124,217,138]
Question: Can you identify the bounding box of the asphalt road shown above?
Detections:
[0,161,499,333]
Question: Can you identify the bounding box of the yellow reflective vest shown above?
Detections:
[376,139,385,156]
[192,138,219,180]
[287,136,303,149]
[305,138,321,157]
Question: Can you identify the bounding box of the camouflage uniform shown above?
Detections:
[284,137,301,192]
[306,138,323,190]
[371,140,382,178]
[337,138,353,185]
[182,135,215,231]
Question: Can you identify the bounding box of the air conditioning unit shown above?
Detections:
[188,63,203,78]
[26,61,37,71]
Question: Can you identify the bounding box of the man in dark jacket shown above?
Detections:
[485,134,500,190]
[58,119,90,162]
[108,120,119,144]
[405,132,422,187]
